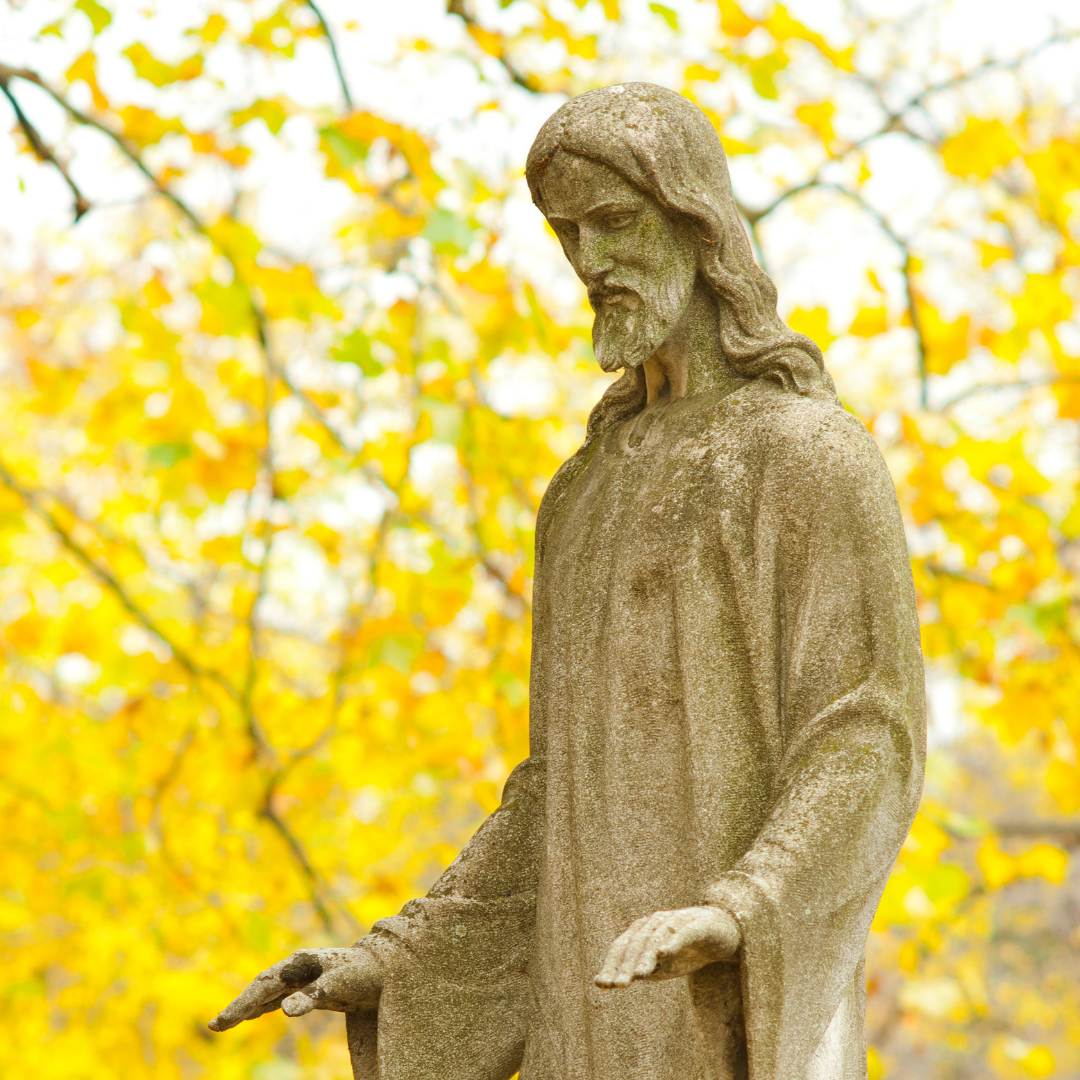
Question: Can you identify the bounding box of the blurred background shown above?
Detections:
[3,0,1080,1076]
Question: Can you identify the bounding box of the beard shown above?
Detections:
[591,264,695,374]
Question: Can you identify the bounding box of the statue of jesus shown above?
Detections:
[209,83,925,1080]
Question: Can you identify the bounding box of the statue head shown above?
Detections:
[526,83,834,403]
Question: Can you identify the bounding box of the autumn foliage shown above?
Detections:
[3,1,1080,1078]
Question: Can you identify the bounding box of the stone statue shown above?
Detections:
[209,83,926,1080]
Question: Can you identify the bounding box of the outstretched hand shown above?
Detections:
[208,943,384,1032]
[594,906,741,989]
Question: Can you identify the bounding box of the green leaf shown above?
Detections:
[422,209,475,255]
[123,43,203,87]
[320,126,369,169]
[373,635,423,674]
[147,443,192,469]
[75,0,111,34]
[232,99,288,135]
[194,280,254,337]
[649,2,678,30]
[331,329,383,376]
[748,52,788,100]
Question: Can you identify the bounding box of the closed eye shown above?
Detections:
[600,212,635,229]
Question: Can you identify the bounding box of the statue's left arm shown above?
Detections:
[598,403,925,1080]
[713,407,925,1077]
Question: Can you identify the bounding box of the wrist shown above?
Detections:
[704,905,742,954]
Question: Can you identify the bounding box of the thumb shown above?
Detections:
[282,958,383,1016]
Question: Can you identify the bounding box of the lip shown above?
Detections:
[589,286,642,312]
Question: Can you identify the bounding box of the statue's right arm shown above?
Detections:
[208,754,545,1031]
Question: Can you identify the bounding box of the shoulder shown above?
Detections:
[713,385,887,482]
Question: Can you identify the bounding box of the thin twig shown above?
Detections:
[446,0,540,92]
[901,253,929,411]
[0,76,90,221]
[0,456,239,701]
[938,375,1080,412]
[303,0,353,111]
[0,64,202,230]
[259,790,337,934]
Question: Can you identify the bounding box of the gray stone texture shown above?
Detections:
[210,82,926,1080]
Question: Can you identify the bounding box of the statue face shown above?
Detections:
[541,150,697,373]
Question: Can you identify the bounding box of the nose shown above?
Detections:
[577,225,613,283]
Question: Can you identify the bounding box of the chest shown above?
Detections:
[539,417,752,598]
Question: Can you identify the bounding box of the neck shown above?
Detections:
[640,280,745,406]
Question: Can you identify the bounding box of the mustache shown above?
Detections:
[588,282,643,313]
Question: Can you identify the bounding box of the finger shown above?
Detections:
[613,912,675,987]
[595,916,652,987]
[209,949,335,1032]
[282,991,316,1017]
[626,910,704,982]
[278,950,325,987]
[652,914,710,959]
[281,958,384,1017]
[209,969,291,1031]
[591,915,648,984]
[627,920,683,981]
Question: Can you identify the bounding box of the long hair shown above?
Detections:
[526,83,836,432]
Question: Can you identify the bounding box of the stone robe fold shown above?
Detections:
[352,381,925,1080]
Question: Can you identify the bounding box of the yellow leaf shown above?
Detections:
[649,3,679,31]
[123,43,204,87]
[796,101,835,142]
[201,537,243,565]
[473,781,500,814]
[196,12,227,42]
[719,0,757,37]
[787,306,835,351]
[1013,273,1071,332]
[120,105,184,147]
[467,24,503,57]
[849,307,888,337]
[1022,1046,1056,1078]
[685,63,720,82]
[1027,139,1080,200]
[720,136,755,155]
[764,4,854,70]
[1047,760,1080,812]
[75,0,111,34]
[194,279,254,336]
[250,266,340,322]
[942,118,1020,179]
[748,52,788,100]
[867,1046,884,1080]
[65,51,109,109]
[232,99,289,135]
[898,941,919,972]
[977,838,1016,889]
[920,306,970,375]
[205,218,262,267]
[1015,843,1068,884]
[142,277,171,308]
[978,242,1012,267]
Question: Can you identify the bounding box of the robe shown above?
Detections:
[348,378,925,1080]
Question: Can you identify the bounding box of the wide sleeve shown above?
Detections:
[346,754,544,1080]
[702,405,925,1080]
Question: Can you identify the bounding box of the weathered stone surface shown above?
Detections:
[210,82,925,1080]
